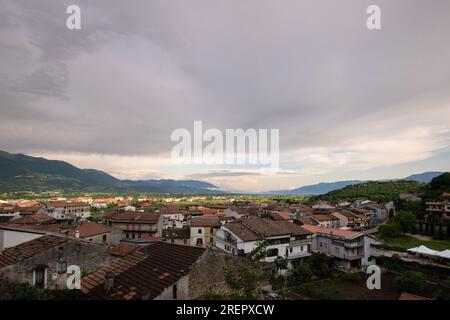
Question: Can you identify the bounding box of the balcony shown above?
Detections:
[286,251,311,259]
[215,232,237,245]
[289,239,311,246]
[344,241,364,248]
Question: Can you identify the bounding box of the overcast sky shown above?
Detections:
[1,0,450,192]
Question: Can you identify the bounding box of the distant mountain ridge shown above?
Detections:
[270,171,445,195]
[0,151,219,194]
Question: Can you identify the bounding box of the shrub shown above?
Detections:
[292,262,313,283]
[395,271,426,293]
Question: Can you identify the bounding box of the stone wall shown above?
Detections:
[0,240,111,290]
[188,248,253,299]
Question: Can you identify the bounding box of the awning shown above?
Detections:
[436,249,450,259]
[407,245,439,256]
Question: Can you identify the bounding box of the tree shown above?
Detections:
[395,271,425,293]
[224,265,264,299]
[292,262,313,283]
[391,211,416,235]
[379,223,401,238]
[307,253,332,278]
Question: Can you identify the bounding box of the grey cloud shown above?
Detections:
[0,0,449,171]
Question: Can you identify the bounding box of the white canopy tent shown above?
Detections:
[407,245,439,256]
[436,249,450,260]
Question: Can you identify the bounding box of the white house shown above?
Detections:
[214,217,312,270]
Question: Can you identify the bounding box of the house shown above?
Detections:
[312,201,335,210]
[81,241,206,300]
[363,203,388,224]
[348,208,372,227]
[289,204,314,219]
[0,206,20,223]
[68,222,111,244]
[156,205,187,229]
[0,214,61,250]
[43,201,91,221]
[295,216,319,226]
[163,227,190,245]
[331,210,365,229]
[190,216,221,247]
[81,242,252,300]
[300,224,373,269]
[0,235,111,290]
[104,212,162,242]
[214,217,312,269]
[425,193,450,222]
[310,214,340,228]
[268,211,294,222]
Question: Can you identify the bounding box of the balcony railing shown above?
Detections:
[344,241,364,248]
[289,239,311,246]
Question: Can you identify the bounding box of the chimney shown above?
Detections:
[105,271,115,292]
[75,229,80,239]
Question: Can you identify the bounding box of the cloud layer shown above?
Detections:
[1,0,450,191]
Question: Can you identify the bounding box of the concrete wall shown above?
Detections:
[0,229,43,251]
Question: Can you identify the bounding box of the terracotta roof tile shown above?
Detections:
[82,242,205,300]
[0,235,66,269]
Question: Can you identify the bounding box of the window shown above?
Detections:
[33,266,46,289]
[198,229,202,234]
[289,248,293,253]
[58,261,67,274]
[103,235,107,242]
[183,239,187,244]
[172,284,177,300]
[196,238,203,246]
[267,248,278,257]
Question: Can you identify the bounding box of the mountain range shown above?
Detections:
[0,151,218,194]
[269,172,444,195]
[0,150,446,195]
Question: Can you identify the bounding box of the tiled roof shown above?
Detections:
[68,222,111,238]
[109,243,139,257]
[225,218,311,242]
[105,212,160,224]
[334,210,357,219]
[81,241,205,300]
[0,235,67,269]
[398,292,432,300]
[312,214,339,221]
[0,223,62,234]
[296,217,319,226]
[270,211,292,220]
[300,225,363,240]
[6,213,55,224]
[48,201,89,208]
[191,216,220,227]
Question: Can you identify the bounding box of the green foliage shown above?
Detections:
[395,271,426,293]
[224,265,264,299]
[275,256,288,271]
[379,223,402,238]
[307,253,332,279]
[391,211,417,235]
[292,262,313,283]
[296,281,340,299]
[9,283,87,300]
[311,180,423,203]
[338,272,363,283]
[423,172,450,201]
[248,239,268,262]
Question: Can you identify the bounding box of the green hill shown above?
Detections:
[0,151,219,194]
[310,180,424,203]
